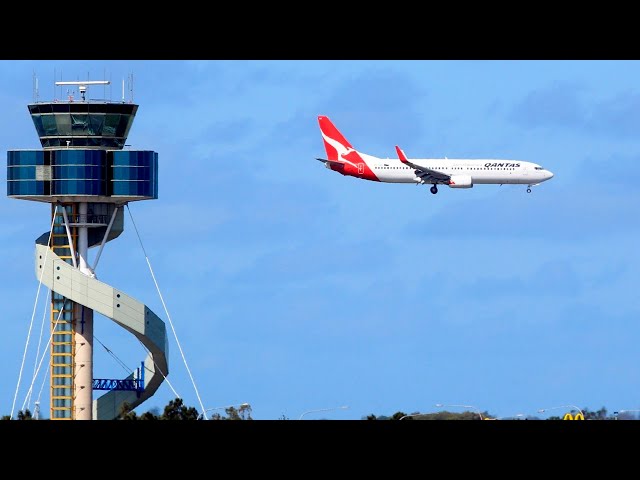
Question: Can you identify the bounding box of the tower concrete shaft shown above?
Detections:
[74,202,93,420]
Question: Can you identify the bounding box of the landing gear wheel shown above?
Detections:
[430,185,438,194]
[527,188,532,193]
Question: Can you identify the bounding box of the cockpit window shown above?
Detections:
[535,166,544,170]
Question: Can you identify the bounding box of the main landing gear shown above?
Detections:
[430,185,438,195]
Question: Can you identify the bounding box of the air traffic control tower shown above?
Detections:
[6,79,169,420]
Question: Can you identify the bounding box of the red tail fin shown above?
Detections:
[318,115,354,161]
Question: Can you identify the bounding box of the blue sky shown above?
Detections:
[1,59,639,420]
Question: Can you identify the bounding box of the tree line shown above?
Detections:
[1,397,253,420]
[2,402,632,420]
[368,406,617,420]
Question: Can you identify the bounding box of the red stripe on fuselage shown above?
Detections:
[333,150,379,181]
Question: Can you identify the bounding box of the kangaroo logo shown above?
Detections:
[321,131,359,168]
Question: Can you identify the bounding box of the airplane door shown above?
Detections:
[358,163,364,175]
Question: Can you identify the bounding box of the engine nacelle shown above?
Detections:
[448,174,473,188]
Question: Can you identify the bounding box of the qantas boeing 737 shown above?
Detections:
[316,115,554,194]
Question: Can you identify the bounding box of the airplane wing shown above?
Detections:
[395,146,450,183]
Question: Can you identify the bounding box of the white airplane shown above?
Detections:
[316,115,554,194]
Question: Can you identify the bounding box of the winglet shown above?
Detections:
[395,145,408,164]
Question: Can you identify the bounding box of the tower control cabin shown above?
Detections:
[7,79,169,420]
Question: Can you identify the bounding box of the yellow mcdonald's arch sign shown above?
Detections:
[563,412,584,420]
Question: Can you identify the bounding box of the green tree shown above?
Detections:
[237,403,252,420]
[206,404,253,420]
[160,397,199,420]
[17,409,33,420]
[391,411,408,420]
[118,402,139,420]
[0,410,35,420]
[224,407,241,420]
[139,411,158,420]
[583,407,608,420]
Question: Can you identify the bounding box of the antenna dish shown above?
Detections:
[55,80,110,101]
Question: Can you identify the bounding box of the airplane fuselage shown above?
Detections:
[329,152,553,186]
[316,115,554,194]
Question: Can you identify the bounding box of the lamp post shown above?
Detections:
[537,405,584,419]
[298,405,349,420]
[200,402,251,420]
[435,403,484,420]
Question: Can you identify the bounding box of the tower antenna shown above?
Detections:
[32,72,39,103]
[128,73,134,103]
[55,80,110,102]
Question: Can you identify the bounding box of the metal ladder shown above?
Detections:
[49,204,77,420]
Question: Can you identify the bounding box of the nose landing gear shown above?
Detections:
[430,185,438,194]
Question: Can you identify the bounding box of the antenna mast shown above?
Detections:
[32,72,39,103]
[128,73,134,103]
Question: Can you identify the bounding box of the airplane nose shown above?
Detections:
[547,171,554,180]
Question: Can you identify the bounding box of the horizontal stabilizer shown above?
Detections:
[315,157,345,167]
